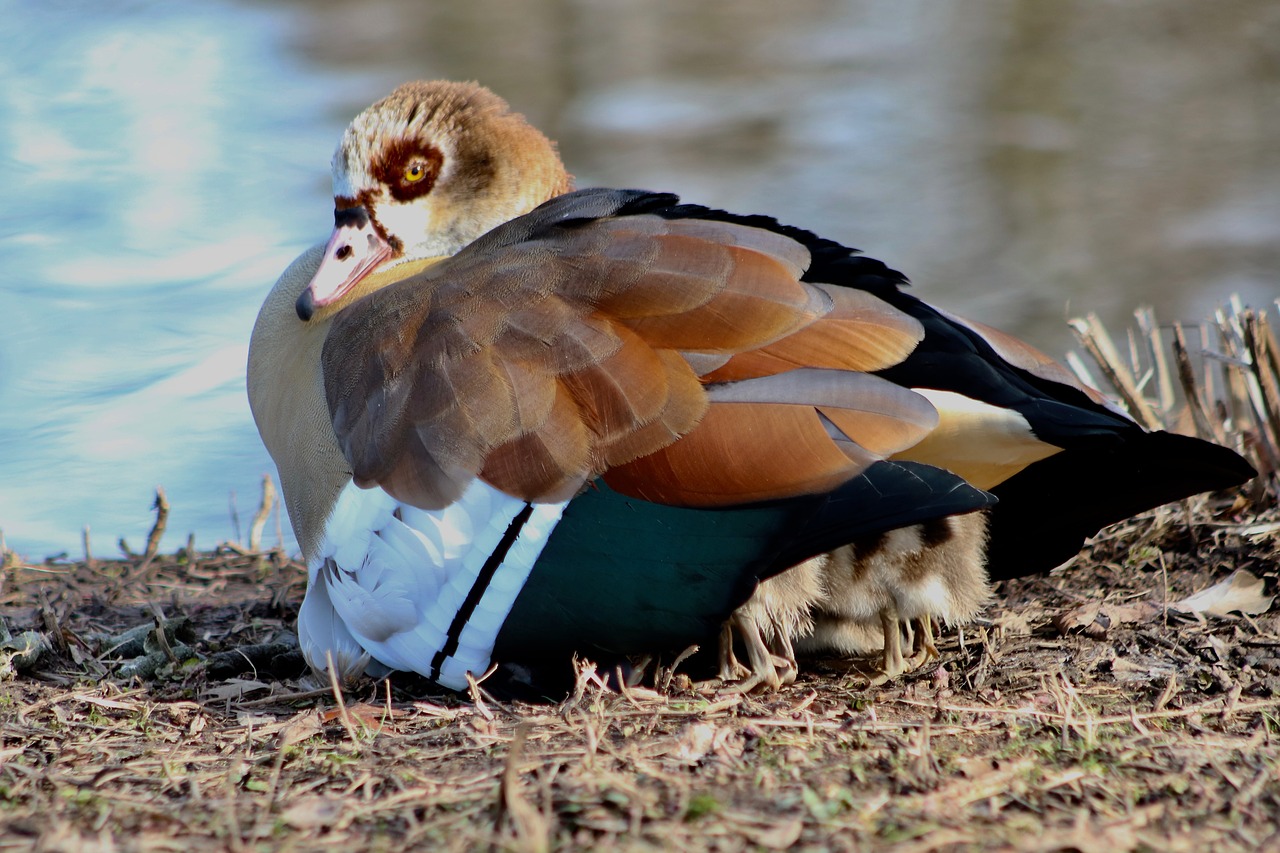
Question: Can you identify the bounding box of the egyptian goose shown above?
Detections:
[248,81,1254,692]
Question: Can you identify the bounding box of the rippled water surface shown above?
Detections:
[3,1,1278,558]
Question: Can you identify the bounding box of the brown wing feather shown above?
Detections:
[610,243,824,350]
[557,321,674,443]
[479,384,593,502]
[602,370,938,506]
[702,284,924,381]
[598,349,709,467]
[603,403,860,505]
[323,207,934,509]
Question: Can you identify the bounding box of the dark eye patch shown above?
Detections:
[373,139,445,202]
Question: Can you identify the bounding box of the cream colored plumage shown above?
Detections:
[718,558,823,691]
[797,511,990,681]
[721,512,988,688]
[251,82,573,558]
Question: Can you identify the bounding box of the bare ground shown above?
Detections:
[2,492,1278,853]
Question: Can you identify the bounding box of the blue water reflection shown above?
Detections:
[2,1,1277,559]
[0,2,356,555]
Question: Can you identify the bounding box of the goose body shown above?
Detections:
[248,81,1254,692]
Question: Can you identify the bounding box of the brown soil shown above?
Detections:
[2,494,1278,852]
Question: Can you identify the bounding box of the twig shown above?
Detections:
[1242,310,1280,456]
[496,722,549,852]
[1065,351,1102,395]
[892,695,1280,726]
[142,487,169,564]
[248,475,276,553]
[150,603,179,664]
[82,526,96,571]
[235,687,334,708]
[1203,322,1219,414]
[1134,306,1174,413]
[325,650,361,751]
[38,589,70,657]
[657,644,700,692]
[222,761,247,853]
[466,664,501,721]
[1155,675,1179,713]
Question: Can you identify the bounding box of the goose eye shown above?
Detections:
[403,161,429,183]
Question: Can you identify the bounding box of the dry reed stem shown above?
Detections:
[142,486,169,564]
[1172,322,1222,441]
[247,475,276,553]
[1069,312,1162,429]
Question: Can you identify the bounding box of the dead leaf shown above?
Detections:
[1054,602,1102,636]
[280,796,344,830]
[1200,634,1230,663]
[73,693,140,712]
[202,679,270,701]
[659,722,744,765]
[1172,570,1273,617]
[320,701,404,732]
[277,711,325,748]
[992,611,1033,636]
[1054,601,1161,636]
[740,817,804,849]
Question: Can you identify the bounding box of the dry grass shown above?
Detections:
[3,301,1280,852]
[3,512,1278,852]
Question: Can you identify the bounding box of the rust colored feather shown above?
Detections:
[593,231,736,317]
[495,357,558,432]
[703,284,924,381]
[602,371,937,507]
[708,368,938,461]
[598,349,709,467]
[614,244,822,351]
[603,403,867,506]
[651,217,811,278]
[557,322,672,442]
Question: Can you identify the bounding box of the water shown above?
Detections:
[2,0,1278,559]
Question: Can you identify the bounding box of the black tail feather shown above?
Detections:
[986,431,1255,579]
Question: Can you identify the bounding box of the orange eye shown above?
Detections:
[403,161,428,183]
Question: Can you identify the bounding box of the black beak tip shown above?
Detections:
[296,290,316,321]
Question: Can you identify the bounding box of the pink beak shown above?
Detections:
[296,207,393,320]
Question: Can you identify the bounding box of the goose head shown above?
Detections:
[297,80,573,320]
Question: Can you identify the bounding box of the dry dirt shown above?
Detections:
[2,494,1279,852]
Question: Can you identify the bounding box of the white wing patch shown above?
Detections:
[298,479,568,690]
